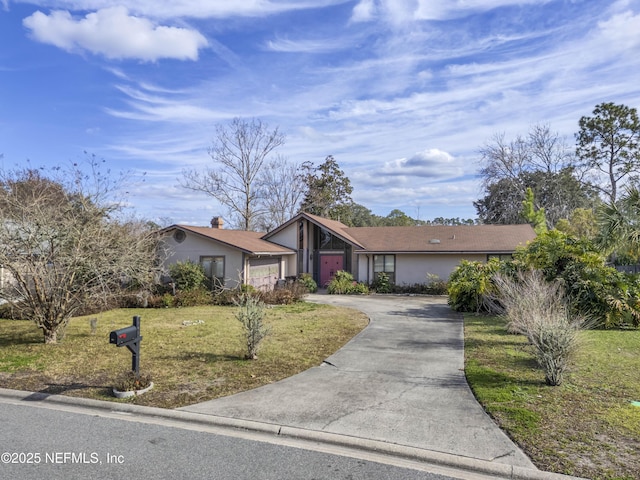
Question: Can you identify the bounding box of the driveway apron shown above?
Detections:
[180,294,535,469]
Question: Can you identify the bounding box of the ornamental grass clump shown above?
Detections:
[493,270,585,386]
[234,293,270,360]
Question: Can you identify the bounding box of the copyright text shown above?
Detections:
[1,452,125,465]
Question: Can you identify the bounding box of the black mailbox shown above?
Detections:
[109,325,139,346]
[109,316,142,376]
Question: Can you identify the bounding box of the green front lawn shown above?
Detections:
[0,303,368,408]
[465,314,640,480]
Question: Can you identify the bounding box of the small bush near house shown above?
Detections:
[447,258,504,312]
[146,287,214,308]
[240,284,257,295]
[217,281,310,306]
[423,273,448,295]
[260,281,308,305]
[160,293,174,308]
[142,292,178,308]
[234,293,270,360]
[371,272,392,293]
[0,301,26,320]
[327,271,369,295]
[169,261,207,292]
[298,273,318,293]
[389,277,447,295]
[211,288,239,306]
[172,288,213,307]
[492,270,585,386]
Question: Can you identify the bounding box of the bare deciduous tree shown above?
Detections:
[181,118,285,230]
[0,163,161,344]
[529,124,576,174]
[478,132,530,189]
[479,124,576,188]
[256,155,305,231]
[476,124,594,227]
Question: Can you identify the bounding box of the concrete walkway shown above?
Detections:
[181,294,536,470]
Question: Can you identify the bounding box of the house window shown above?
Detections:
[315,227,346,250]
[487,254,513,261]
[299,220,304,249]
[373,254,395,283]
[200,256,225,287]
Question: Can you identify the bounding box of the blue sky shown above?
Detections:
[1,0,639,226]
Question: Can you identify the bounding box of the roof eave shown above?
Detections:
[251,251,296,256]
[353,250,519,255]
[264,212,366,249]
[163,225,275,255]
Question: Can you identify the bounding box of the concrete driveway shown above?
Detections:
[181,294,535,469]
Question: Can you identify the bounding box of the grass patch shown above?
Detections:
[465,314,640,480]
[0,302,368,409]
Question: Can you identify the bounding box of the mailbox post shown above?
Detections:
[109,315,142,376]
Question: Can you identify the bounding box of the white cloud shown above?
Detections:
[103,66,129,79]
[106,87,224,122]
[597,10,640,51]
[265,35,349,53]
[19,0,349,20]
[381,149,462,178]
[351,0,552,23]
[297,126,346,143]
[351,0,376,22]
[352,178,480,217]
[23,6,208,61]
[415,0,551,20]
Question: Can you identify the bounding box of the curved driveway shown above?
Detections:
[181,294,535,469]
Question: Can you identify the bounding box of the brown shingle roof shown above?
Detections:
[165,225,295,255]
[344,224,536,253]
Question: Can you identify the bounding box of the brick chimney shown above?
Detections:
[211,216,224,229]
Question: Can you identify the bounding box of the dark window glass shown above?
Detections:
[373,254,395,283]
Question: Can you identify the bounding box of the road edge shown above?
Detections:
[0,387,586,480]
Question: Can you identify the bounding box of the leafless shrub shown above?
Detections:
[493,270,585,386]
[234,293,270,360]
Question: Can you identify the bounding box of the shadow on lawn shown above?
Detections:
[466,362,543,388]
[0,334,43,347]
[22,381,111,401]
[162,351,245,363]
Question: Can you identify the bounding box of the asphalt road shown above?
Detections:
[0,400,467,480]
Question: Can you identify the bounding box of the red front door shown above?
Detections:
[320,255,343,287]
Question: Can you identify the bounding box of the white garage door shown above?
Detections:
[248,257,280,291]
